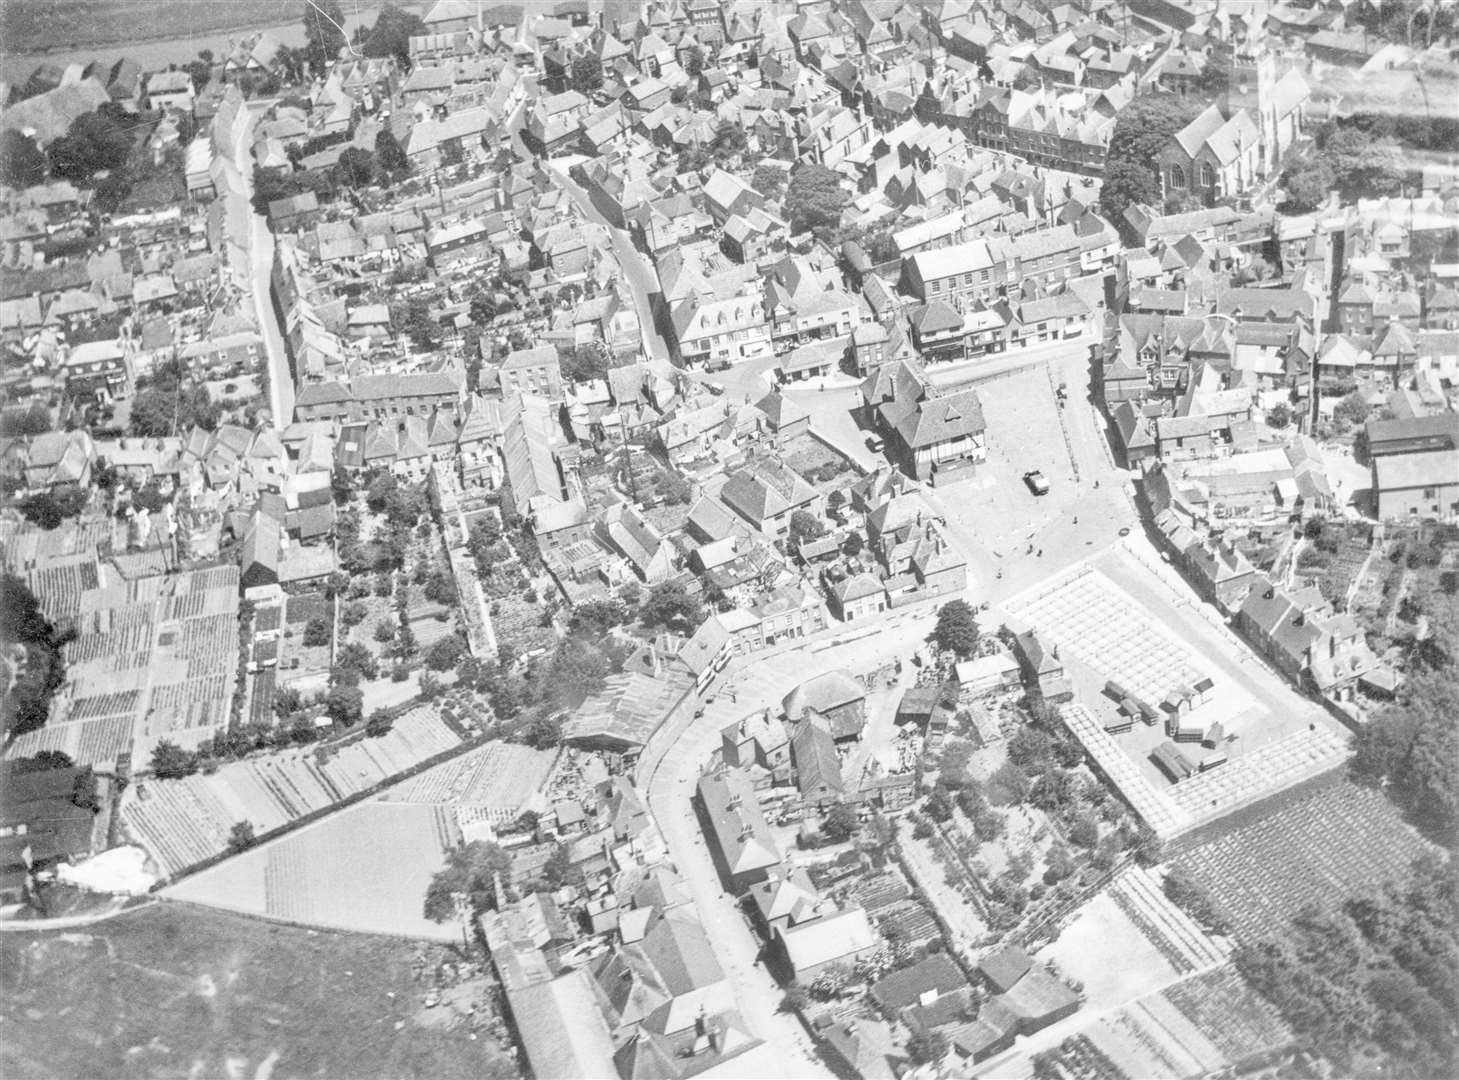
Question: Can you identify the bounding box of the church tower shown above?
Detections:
[1217,4,1280,178]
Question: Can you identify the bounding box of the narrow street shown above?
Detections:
[541,157,671,363]
[232,101,293,430]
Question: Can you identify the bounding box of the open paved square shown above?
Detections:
[936,366,1080,552]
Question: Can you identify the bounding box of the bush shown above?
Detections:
[150,740,198,779]
[373,619,396,642]
[302,615,331,648]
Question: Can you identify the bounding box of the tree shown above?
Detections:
[684,45,706,78]
[987,760,1031,805]
[366,710,394,737]
[639,580,704,633]
[1043,845,1076,885]
[1281,154,1337,213]
[570,53,604,95]
[11,750,75,773]
[750,163,787,199]
[518,712,562,749]
[924,787,954,823]
[129,357,220,436]
[360,3,426,67]
[933,599,980,657]
[783,163,849,234]
[228,820,257,852]
[423,840,514,920]
[1266,402,1292,429]
[821,803,859,842]
[1100,93,1203,232]
[338,641,380,681]
[393,296,440,350]
[69,768,102,813]
[365,470,397,512]
[47,110,133,182]
[303,0,348,75]
[1067,811,1100,848]
[1029,766,1077,812]
[375,128,410,177]
[325,683,364,727]
[150,740,198,779]
[1,130,47,188]
[425,634,466,671]
[302,615,331,647]
[906,1030,949,1066]
[560,339,613,383]
[1350,668,1459,840]
[18,490,79,530]
[787,509,827,548]
[335,145,376,188]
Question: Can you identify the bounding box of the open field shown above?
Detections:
[163,801,462,940]
[1171,778,1431,943]
[1,0,392,59]
[0,903,517,1080]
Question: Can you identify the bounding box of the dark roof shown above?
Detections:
[0,765,95,870]
[979,945,1032,993]
[870,954,967,1010]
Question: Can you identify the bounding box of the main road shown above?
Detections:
[231,101,293,430]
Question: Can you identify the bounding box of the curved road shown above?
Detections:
[635,606,943,1077]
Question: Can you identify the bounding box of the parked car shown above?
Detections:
[1024,470,1050,495]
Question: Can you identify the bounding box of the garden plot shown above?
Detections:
[1171,779,1431,943]
[383,740,559,827]
[121,706,464,877]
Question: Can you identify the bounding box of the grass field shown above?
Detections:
[0,903,519,1080]
[1,0,304,56]
[1171,779,1431,942]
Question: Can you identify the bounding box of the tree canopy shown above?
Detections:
[787,509,827,549]
[1282,124,1403,213]
[130,356,220,437]
[423,840,513,921]
[359,3,425,67]
[638,580,704,634]
[47,108,133,183]
[1236,855,1457,1079]
[1,129,47,188]
[0,574,72,739]
[303,0,348,75]
[1099,93,1203,230]
[783,163,849,234]
[933,599,980,657]
[1350,667,1458,842]
[570,53,603,95]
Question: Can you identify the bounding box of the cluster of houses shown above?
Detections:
[477,767,765,1079]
